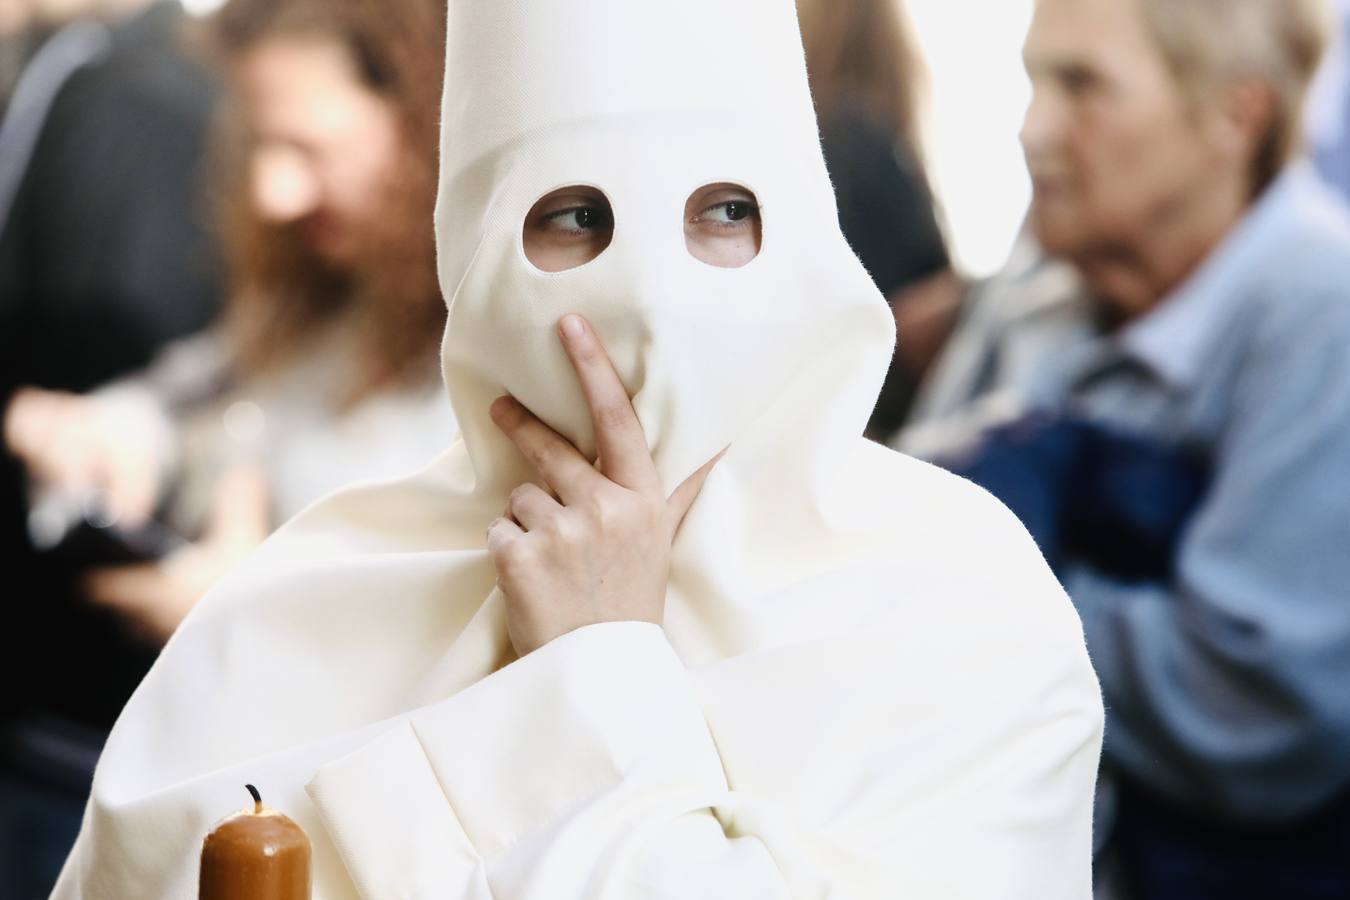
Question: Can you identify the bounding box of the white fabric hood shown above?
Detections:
[435,0,890,507]
[53,1,1103,897]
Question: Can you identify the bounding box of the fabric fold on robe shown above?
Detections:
[53,445,1102,900]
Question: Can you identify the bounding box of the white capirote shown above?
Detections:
[52,0,1103,897]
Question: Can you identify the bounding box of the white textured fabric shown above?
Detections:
[51,1,1103,897]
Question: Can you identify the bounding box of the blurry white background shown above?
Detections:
[907,0,1034,277]
[179,0,224,18]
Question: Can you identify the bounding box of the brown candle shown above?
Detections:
[200,785,311,900]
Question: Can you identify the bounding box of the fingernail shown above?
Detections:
[560,315,586,341]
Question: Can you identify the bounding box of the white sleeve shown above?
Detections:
[308,614,1101,900]
[307,621,793,898]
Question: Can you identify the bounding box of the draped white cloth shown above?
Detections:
[52,1,1103,897]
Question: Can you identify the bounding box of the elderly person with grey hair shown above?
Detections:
[898,0,1350,897]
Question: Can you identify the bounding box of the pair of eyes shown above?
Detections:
[522,182,763,272]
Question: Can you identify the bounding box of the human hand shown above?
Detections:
[487,314,722,658]
[4,386,165,527]
[82,464,270,644]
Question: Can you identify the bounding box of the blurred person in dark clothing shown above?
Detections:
[0,1,219,370]
[898,0,1350,898]
[796,0,957,441]
[0,1,220,897]
[0,0,221,432]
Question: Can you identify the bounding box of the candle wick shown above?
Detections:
[245,783,263,812]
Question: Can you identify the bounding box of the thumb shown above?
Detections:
[666,446,727,531]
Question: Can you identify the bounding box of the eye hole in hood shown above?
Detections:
[523,185,615,273]
[521,181,763,275]
[684,182,762,269]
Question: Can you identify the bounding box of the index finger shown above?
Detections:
[491,396,604,505]
[557,314,658,491]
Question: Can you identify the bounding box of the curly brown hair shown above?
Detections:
[208,0,447,403]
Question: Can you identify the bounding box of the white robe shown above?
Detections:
[52,0,1104,896]
[53,441,1102,899]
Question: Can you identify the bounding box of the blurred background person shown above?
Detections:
[0,0,454,896]
[0,1,220,896]
[898,0,1350,897]
[796,0,958,441]
[0,0,219,407]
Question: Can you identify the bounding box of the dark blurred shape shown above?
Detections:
[1114,783,1350,900]
[0,0,220,722]
[0,3,220,398]
[818,113,948,304]
[0,17,109,230]
[41,511,186,569]
[0,3,221,897]
[796,0,953,440]
[944,413,1210,580]
[1059,423,1209,582]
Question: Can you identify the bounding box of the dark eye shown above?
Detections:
[523,185,615,272]
[683,183,762,268]
[544,206,612,233]
[701,199,760,226]
[724,202,753,222]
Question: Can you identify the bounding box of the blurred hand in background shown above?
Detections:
[4,386,166,528]
[80,463,269,644]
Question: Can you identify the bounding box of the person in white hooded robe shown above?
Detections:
[51,0,1104,897]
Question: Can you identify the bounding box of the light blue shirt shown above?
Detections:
[916,166,1350,823]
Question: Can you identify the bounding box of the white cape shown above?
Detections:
[53,0,1103,896]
